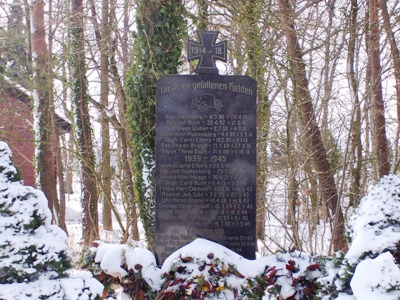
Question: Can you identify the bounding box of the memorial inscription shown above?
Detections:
[156,75,256,263]
[155,31,256,264]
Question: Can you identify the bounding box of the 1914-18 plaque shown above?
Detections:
[155,31,256,264]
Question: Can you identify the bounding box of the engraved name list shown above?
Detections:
[155,75,257,263]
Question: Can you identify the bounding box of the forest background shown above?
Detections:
[0,0,399,258]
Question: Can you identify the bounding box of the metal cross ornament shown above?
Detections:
[188,31,227,75]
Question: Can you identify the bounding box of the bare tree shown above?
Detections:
[278,0,347,252]
[380,0,400,172]
[242,0,270,242]
[347,0,363,207]
[30,0,60,225]
[109,34,140,240]
[285,93,302,249]
[99,0,113,231]
[71,0,99,245]
[86,0,139,239]
[369,0,390,177]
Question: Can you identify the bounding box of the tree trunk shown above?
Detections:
[122,0,130,82]
[321,2,334,138]
[87,0,113,231]
[347,0,363,207]
[65,135,74,194]
[30,0,59,222]
[242,0,269,242]
[369,0,390,177]
[71,0,99,246]
[49,0,68,232]
[278,0,347,252]
[110,40,140,240]
[304,158,320,233]
[60,45,74,195]
[286,107,301,250]
[364,7,377,181]
[100,0,113,231]
[126,0,185,252]
[380,0,400,173]
[55,127,68,234]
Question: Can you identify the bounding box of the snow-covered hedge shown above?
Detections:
[86,239,321,299]
[83,241,162,299]
[85,175,400,300]
[0,141,103,300]
[328,174,400,299]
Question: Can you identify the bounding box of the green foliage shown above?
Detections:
[314,252,348,299]
[0,244,71,284]
[9,167,22,183]
[0,178,72,284]
[126,0,185,251]
[22,208,46,232]
[0,143,22,183]
[0,190,47,235]
[0,142,72,284]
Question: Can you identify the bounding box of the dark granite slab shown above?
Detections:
[155,74,257,264]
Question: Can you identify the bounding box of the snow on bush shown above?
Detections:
[160,239,321,299]
[318,174,400,299]
[0,141,22,184]
[83,240,163,299]
[346,174,400,264]
[351,252,400,300]
[0,271,103,300]
[344,174,400,299]
[87,238,321,299]
[0,141,103,299]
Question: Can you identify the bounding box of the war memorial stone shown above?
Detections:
[155,31,257,264]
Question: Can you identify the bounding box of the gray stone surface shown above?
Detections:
[155,74,257,264]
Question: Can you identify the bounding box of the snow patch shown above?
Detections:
[346,174,400,264]
[351,252,400,300]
